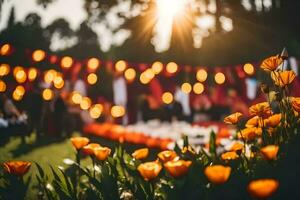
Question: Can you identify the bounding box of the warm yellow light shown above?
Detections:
[140,73,151,84]
[0,64,10,76]
[144,69,155,80]
[0,44,11,56]
[193,82,204,94]
[87,58,100,70]
[166,62,178,74]
[71,92,82,104]
[215,72,226,84]
[15,85,25,96]
[162,92,173,104]
[124,68,136,81]
[32,50,46,62]
[243,63,255,75]
[196,69,208,82]
[44,69,57,83]
[87,73,98,85]
[15,69,27,83]
[115,60,127,72]
[53,76,64,89]
[80,97,92,110]
[28,68,38,81]
[12,90,23,101]
[0,80,6,92]
[42,88,54,101]
[89,104,103,119]
[13,66,23,76]
[61,56,73,68]
[197,14,215,29]
[181,82,192,94]
[111,105,126,118]
[152,61,163,74]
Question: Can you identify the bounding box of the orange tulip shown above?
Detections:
[82,143,101,155]
[264,114,281,127]
[204,165,231,184]
[221,151,239,161]
[158,150,177,163]
[291,97,300,112]
[271,70,296,87]
[230,142,244,152]
[137,161,162,180]
[132,148,149,160]
[3,161,31,176]
[70,137,90,150]
[245,116,262,128]
[224,112,243,125]
[260,55,283,71]
[260,145,279,160]
[164,160,192,178]
[247,179,279,199]
[94,147,111,161]
[238,127,262,141]
[249,102,272,117]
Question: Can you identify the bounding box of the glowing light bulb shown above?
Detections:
[124,68,136,82]
[214,72,226,84]
[28,68,38,81]
[80,97,92,110]
[193,82,204,94]
[0,44,11,56]
[32,50,46,62]
[181,82,192,94]
[151,61,163,74]
[111,105,126,118]
[61,56,73,68]
[0,64,10,76]
[71,92,82,104]
[42,88,54,101]
[87,73,98,85]
[196,69,208,82]
[89,104,103,119]
[166,62,178,74]
[87,58,100,70]
[115,60,127,72]
[162,92,173,104]
[0,80,6,92]
[243,63,255,75]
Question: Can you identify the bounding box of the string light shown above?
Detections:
[32,50,46,62]
[80,97,92,110]
[15,85,25,96]
[44,69,57,84]
[42,88,54,101]
[115,60,127,72]
[124,68,136,82]
[0,80,6,92]
[196,69,208,82]
[111,105,126,118]
[162,92,173,104]
[166,62,178,74]
[53,76,64,89]
[87,58,100,70]
[243,63,255,75]
[181,82,192,94]
[214,72,226,84]
[14,67,27,83]
[0,64,10,76]
[193,82,204,94]
[61,56,73,68]
[12,90,23,101]
[71,91,82,104]
[151,61,163,74]
[28,68,38,81]
[89,104,103,119]
[87,73,98,85]
[0,44,11,56]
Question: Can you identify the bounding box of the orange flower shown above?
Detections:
[249,102,272,117]
[260,55,283,71]
[3,161,31,176]
[158,150,177,163]
[224,112,243,125]
[181,146,196,154]
[70,137,90,150]
[271,70,296,87]
[260,145,279,160]
[164,160,192,178]
[132,148,149,160]
[238,127,262,141]
[221,151,239,161]
[204,165,231,184]
[291,97,300,112]
[82,143,101,155]
[264,114,281,127]
[137,161,162,180]
[230,142,244,152]
[94,147,111,161]
[245,116,263,128]
[247,179,279,199]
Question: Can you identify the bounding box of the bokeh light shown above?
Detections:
[124,68,136,82]
[0,44,11,56]
[32,50,46,62]
[214,72,226,84]
[14,67,27,83]
[44,69,57,84]
[0,64,10,76]
[87,73,98,85]
[89,104,103,119]
[115,60,127,72]
[162,92,173,104]
[87,58,100,70]
[61,56,73,69]
[42,88,54,101]
[53,76,64,89]
[15,85,25,96]
[71,91,82,104]
[12,90,23,101]
[151,61,163,74]
[243,63,255,75]
[193,82,204,94]
[0,80,6,92]
[80,97,92,110]
[166,62,178,74]
[196,69,208,82]
[140,69,154,85]
[111,105,126,118]
[181,82,192,94]
[28,68,38,81]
